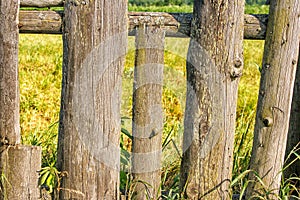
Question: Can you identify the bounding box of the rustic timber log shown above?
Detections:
[19,10,63,34]
[246,0,300,198]
[20,0,63,7]
[0,145,41,199]
[179,0,244,199]
[56,0,127,199]
[131,26,165,200]
[128,12,191,37]
[244,14,268,40]
[18,10,269,40]
[0,0,20,145]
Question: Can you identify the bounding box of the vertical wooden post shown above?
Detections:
[0,0,41,199]
[131,26,165,200]
[246,0,300,198]
[179,0,244,199]
[57,0,127,199]
[0,146,41,199]
[284,46,300,181]
[0,0,20,145]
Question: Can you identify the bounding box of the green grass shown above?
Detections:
[19,35,62,135]
[245,4,269,14]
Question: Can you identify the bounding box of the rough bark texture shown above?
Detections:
[0,145,41,200]
[180,1,244,199]
[18,10,268,40]
[20,0,63,7]
[131,26,165,200]
[246,0,300,198]
[57,0,127,199]
[19,10,63,34]
[0,0,20,145]
[284,46,300,182]
[244,14,268,40]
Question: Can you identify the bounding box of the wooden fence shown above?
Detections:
[0,0,299,199]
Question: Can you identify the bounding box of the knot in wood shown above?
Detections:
[80,0,87,5]
[234,58,243,68]
[0,137,9,145]
[149,128,158,139]
[230,68,242,79]
[263,117,273,127]
[264,63,271,69]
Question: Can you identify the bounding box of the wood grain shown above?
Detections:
[180,1,245,199]
[19,10,268,40]
[131,26,165,200]
[56,0,127,199]
[0,0,20,145]
[247,0,300,197]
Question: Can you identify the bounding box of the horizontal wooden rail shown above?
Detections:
[19,11,63,34]
[20,0,63,7]
[19,11,268,39]
[19,0,270,8]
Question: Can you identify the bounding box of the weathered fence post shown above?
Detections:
[0,0,41,199]
[284,46,300,182]
[246,0,300,198]
[57,0,127,199]
[0,0,20,146]
[131,25,165,199]
[180,0,244,199]
[0,146,41,199]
